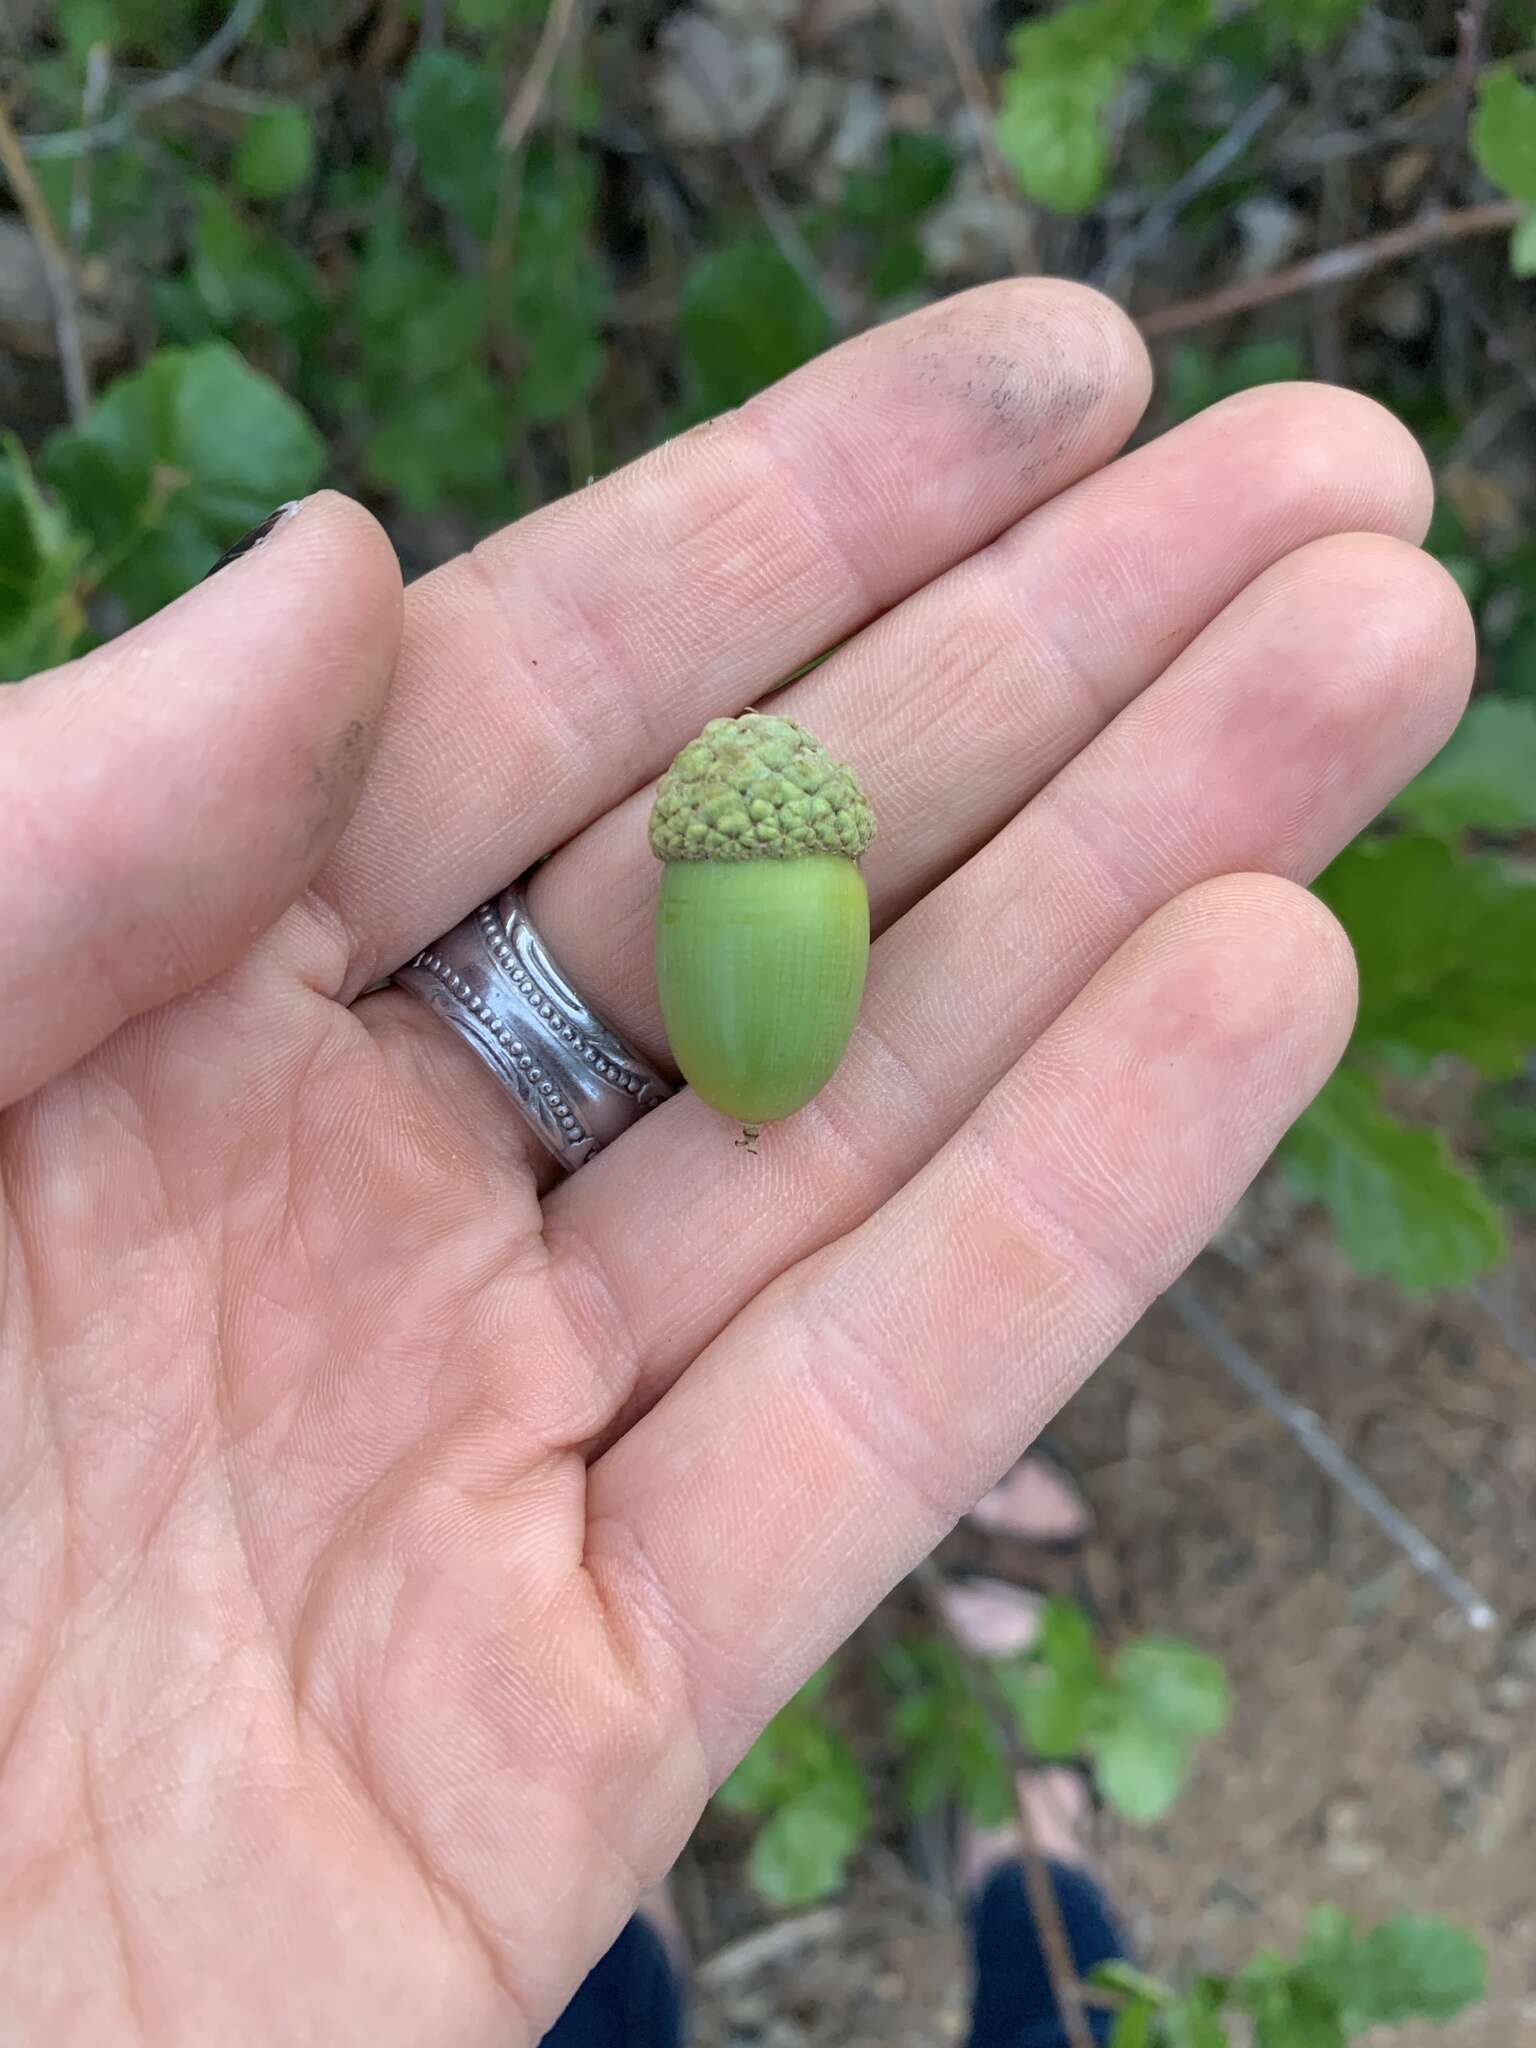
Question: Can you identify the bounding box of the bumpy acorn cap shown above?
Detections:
[649,712,876,862]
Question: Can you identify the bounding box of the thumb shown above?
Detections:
[0,492,402,1110]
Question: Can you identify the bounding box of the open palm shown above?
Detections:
[0,282,1470,2045]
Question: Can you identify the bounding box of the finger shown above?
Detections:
[0,494,401,1108]
[306,280,1152,996]
[584,874,1356,1763]
[546,535,1471,1436]
[523,380,1433,1059]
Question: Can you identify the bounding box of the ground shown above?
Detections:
[683,1201,1536,2045]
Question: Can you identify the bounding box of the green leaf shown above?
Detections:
[353,214,489,390]
[715,1667,864,1839]
[993,0,1213,212]
[1393,698,1536,837]
[1107,1999,1156,2048]
[1164,339,1307,423]
[234,100,316,200]
[1477,1083,1536,1212]
[867,231,927,300]
[1091,1716,1190,1824]
[186,186,328,341]
[394,47,502,238]
[842,130,955,225]
[0,438,91,680]
[42,343,325,621]
[1087,1636,1227,1823]
[1235,1944,1347,2048]
[1160,1984,1231,2048]
[1112,1637,1230,1741]
[56,0,116,55]
[680,238,833,413]
[56,0,207,54]
[1246,1983,1344,2048]
[1513,211,1536,280]
[492,147,609,424]
[1340,1915,1485,2027]
[455,0,548,24]
[1272,0,1367,51]
[1282,1069,1505,1290]
[1315,835,1536,1079]
[1472,67,1536,207]
[363,365,508,513]
[1007,1597,1101,1758]
[884,1637,1014,1825]
[995,58,1120,215]
[1093,1960,1175,2006]
[747,1779,867,1907]
[715,1728,795,1815]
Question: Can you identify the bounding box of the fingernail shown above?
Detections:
[202,500,303,579]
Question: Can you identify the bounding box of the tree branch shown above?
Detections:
[21,0,267,160]
[932,0,1036,278]
[0,97,91,423]
[500,0,583,153]
[1137,200,1521,339]
[1097,83,1287,293]
[671,36,852,334]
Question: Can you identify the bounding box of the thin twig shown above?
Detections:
[932,0,1034,276]
[1137,199,1521,338]
[1165,1283,1496,1632]
[501,0,582,152]
[696,1907,846,1987]
[70,43,112,249]
[0,98,91,423]
[1452,4,1493,127]
[1429,255,1536,415]
[1096,84,1286,292]
[911,1559,1097,2048]
[672,40,851,334]
[21,0,266,160]
[1306,57,1350,385]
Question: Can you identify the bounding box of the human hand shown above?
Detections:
[0,281,1471,2044]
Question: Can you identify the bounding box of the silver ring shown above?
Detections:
[393,884,674,1169]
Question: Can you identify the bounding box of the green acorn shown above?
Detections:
[649,713,875,1149]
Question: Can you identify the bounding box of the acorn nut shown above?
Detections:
[649,712,875,1149]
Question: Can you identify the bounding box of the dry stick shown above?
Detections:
[910,1558,1097,2048]
[501,0,583,153]
[22,0,267,160]
[932,0,1035,277]
[671,43,852,335]
[1165,1282,1497,1632]
[0,98,91,424]
[1428,253,1536,415]
[1137,199,1522,337]
[71,42,112,249]
[1095,83,1287,293]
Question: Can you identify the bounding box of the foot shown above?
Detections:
[936,1568,1096,1895]
[965,1445,1094,1547]
[636,1877,689,1978]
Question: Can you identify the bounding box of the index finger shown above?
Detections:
[304,280,1150,997]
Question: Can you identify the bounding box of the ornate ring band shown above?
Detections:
[392,884,674,1170]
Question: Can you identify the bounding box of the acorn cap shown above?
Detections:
[649,713,876,862]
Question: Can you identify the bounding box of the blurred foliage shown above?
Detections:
[720,1601,1228,1908]
[1,1,1534,1279]
[719,1616,1482,2043]
[994,0,1368,214]
[1098,1906,1485,2046]
[0,4,1518,2023]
